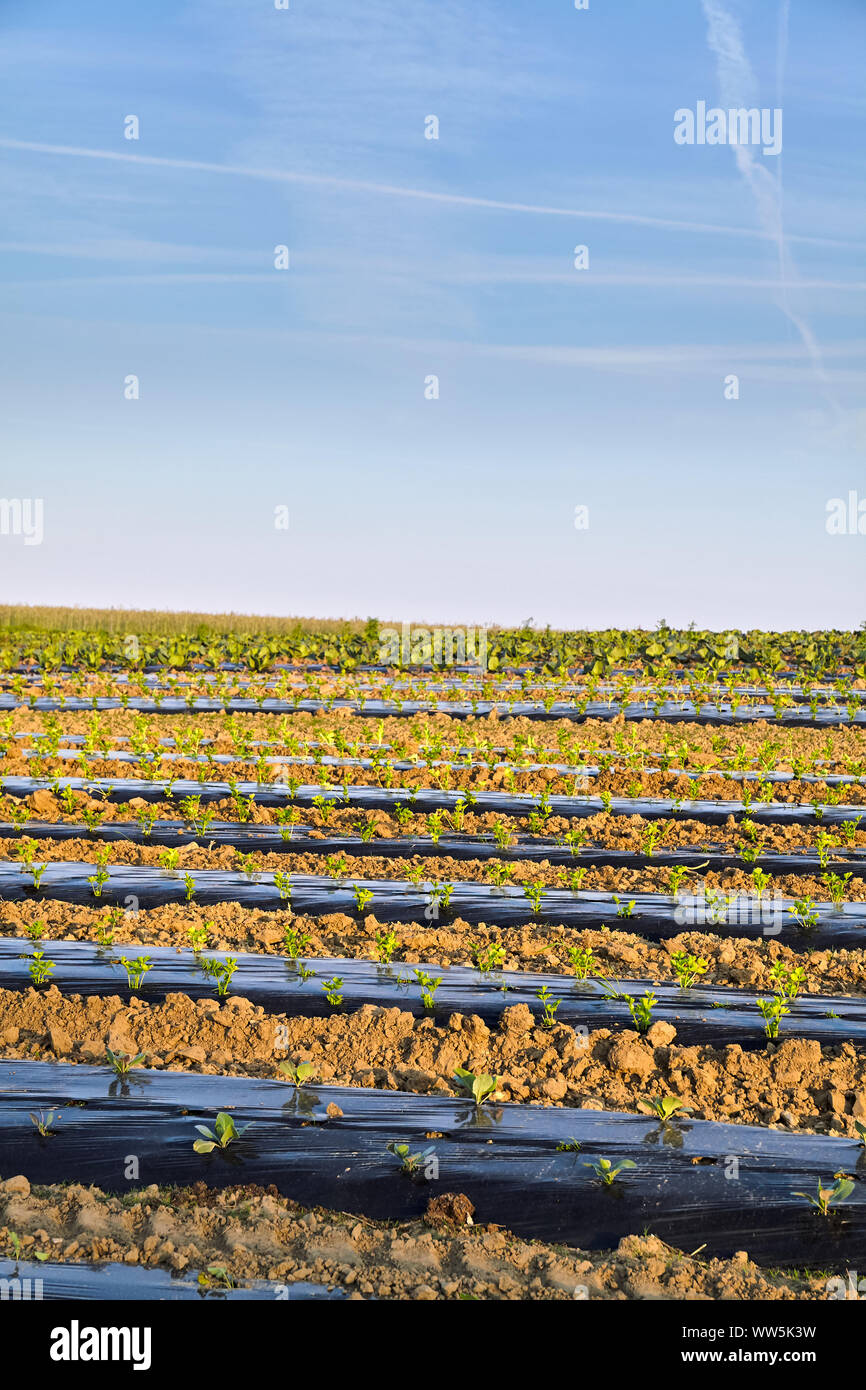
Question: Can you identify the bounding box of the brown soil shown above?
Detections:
[0,1173,834,1299]
[4,987,866,1136]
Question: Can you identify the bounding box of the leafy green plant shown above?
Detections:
[626,991,656,1034]
[566,945,597,980]
[28,948,55,985]
[670,951,709,991]
[29,1109,59,1136]
[792,1177,854,1217]
[613,895,636,918]
[187,922,209,952]
[105,1049,145,1077]
[471,941,507,974]
[414,969,442,1009]
[193,1111,251,1154]
[353,885,374,913]
[322,976,344,1007]
[453,1067,500,1107]
[374,929,398,964]
[535,983,561,1029]
[789,898,819,931]
[278,1060,318,1086]
[118,955,152,990]
[584,1157,636,1186]
[638,1096,693,1122]
[284,924,311,959]
[757,995,790,1039]
[386,1141,436,1175]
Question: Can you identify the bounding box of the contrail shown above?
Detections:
[699,0,842,417]
[0,135,856,250]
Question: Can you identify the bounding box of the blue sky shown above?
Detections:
[0,0,864,629]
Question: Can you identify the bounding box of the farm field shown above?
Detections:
[1,619,866,1303]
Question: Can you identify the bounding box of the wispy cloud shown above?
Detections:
[0,137,856,250]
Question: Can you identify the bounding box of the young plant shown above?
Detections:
[670,951,709,991]
[374,929,398,964]
[28,948,55,986]
[792,1177,855,1217]
[192,1111,251,1154]
[613,895,636,918]
[414,969,442,1010]
[638,1096,693,1122]
[119,955,152,990]
[584,1157,636,1186]
[471,941,507,974]
[187,922,209,952]
[322,976,344,1007]
[566,945,597,980]
[386,1141,437,1176]
[626,991,657,1034]
[536,983,561,1029]
[346,880,372,914]
[284,924,311,960]
[278,1060,317,1086]
[453,1067,500,1107]
[29,1109,59,1136]
[757,995,790,1040]
[25,919,45,941]
[105,1049,145,1077]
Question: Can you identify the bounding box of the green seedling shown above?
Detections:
[453,1067,500,1107]
[566,945,597,980]
[322,976,344,1007]
[414,969,442,1009]
[555,1139,581,1153]
[29,1109,59,1136]
[670,951,709,991]
[159,847,181,872]
[28,948,55,985]
[536,983,561,1029]
[757,995,790,1039]
[789,898,819,931]
[522,882,544,915]
[201,956,238,996]
[638,1096,693,1122]
[471,941,507,974]
[792,1177,855,1217]
[87,866,110,899]
[182,872,196,902]
[187,923,209,952]
[198,1265,235,1290]
[585,1157,636,1186]
[119,955,152,990]
[284,925,311,959]
[273,871,292,904]
[822,871,852,909]
[25,919,45,941]
[626,991,656,1034]
[278,1060,318,1086]
[353,885,374,913]
[105,1049,145,1078]
[295,961,315,982]
[768,961,807,999]
[374,929,398,964]
[386,1141,437,1176]
[613,895,636,918]
[193,1111,251,1154]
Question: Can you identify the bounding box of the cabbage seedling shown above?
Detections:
[638,1096,693,1122]
[105,1049,145,1077]
[453,1067,500,1107]
[278,1060,317,1086]
[792,1177,854,1216]
[192,1111,251,1154]
[584,1157,636,1186]
[386,1141,437,1176]
[30,1109,59,1136]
